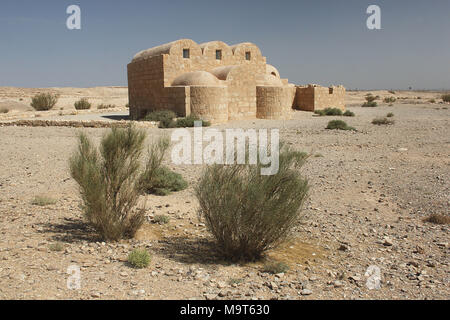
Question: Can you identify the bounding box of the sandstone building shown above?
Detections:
[128,39,345,123]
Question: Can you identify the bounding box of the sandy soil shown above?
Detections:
[0,87,449,300]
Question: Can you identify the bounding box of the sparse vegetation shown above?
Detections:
[429,99,436,103]
[153,214,170,224]
[372,117,395,125]
[326,120,355,131]
[31,93,59,111]
[424,214,450,225]
[384,97,396,103]
[31,195,57,206]
[128,249,151,268]
[343,110,355,117]
[74,98,91,110]
[144,110,177,128]
[175,114,211,127]
[387,112,394,118]
[195,144,309,261]
[69,126,147,241]
[0,107,9,114]
[49,242,65,252]
[263,261,289,274]
[442,94,450,103]
[139,137,188,196]
[228,278,244,286]
[362,94,378,107]
[314,108,343,116]
[388,90,396,94]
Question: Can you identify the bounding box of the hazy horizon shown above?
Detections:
[1,0,449,90]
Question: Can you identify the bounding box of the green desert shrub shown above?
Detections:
[387,112,394,118]
[74,98,91,110]
[31,93,59,111]
[195,144,309,261]
[343,110,355,117]
[314,108,343,116]
[384,97,396,103]
[429,99,436,103]
[263,261,289,274]
[144,110,177,128]
[31,195,57,206]
[326,120,355,131]
[139,137,188,195]
[49,242,65,252]
[128,248,151,268]
[153,214,170,224]
[69,126,148,241]
[372,117,395,125]
[442,94,450,102]
[176,114,211,127]
[362,94,378,107]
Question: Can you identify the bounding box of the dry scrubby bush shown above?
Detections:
[144,110,211,128]
[69,126,148,241]
[74,98,91,110]
[362,94,379,108]
[31,93,59,111]
[326,120,355,131]
[69,126,187,240]
[153,214,170,224]
[387,112,394,118]
[195,145,309,261]
[442,94,450,102]
[263,261,290,274]
[384,97,396,103]
[343,110,355,117]
[0,108,9,114]
[314,108,343,116]
[139,137,188,196]
[128,248,151,268]
[32,195,57,206]
[372,117,395,125]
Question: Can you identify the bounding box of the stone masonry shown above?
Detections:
[128,39,346,123]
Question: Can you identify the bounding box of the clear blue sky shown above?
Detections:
[1,0,449,89]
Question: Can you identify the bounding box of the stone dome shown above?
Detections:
[172,71,221,86]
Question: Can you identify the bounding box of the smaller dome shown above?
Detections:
[172,71,221,86]
[261,74,283,86]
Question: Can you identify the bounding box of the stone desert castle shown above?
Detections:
[128,39,345,123]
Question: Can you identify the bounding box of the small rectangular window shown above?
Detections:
[183,49,190,59]
[216,50,222,60]
[245,51,251,60]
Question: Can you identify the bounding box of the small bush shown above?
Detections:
[153,215,170,224]
[31,93,59,111]
[384,97,396,103]
[195,144,309,261]
[424,214,450,225]
[343,110,355,117]
[32,195,57,206]
[326,120,355,131]
[128,249,151,268]
[429,99,436,103]
[314,108,343,116]
[74,98,91,110]
[97,104,116,110]
[69,126,148,241]
[372,117,395,125]
[362,101,377,107]
[442,94,450,102]
[387,112,394,118]
[49,242,65,252]
[0,108,9,114]
[263,261,289,274]
[139,138,188,195]
[144,110,176,122]
[176,114,211,127]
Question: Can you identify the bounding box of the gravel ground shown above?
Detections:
[0,92,449,300]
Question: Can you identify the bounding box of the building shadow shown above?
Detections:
[101,114,130,121]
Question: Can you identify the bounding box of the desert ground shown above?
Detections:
[0,87,449,300]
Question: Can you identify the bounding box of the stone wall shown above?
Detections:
[295,85,346,112]
[256,86,296,120]
[189,86,228,123]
